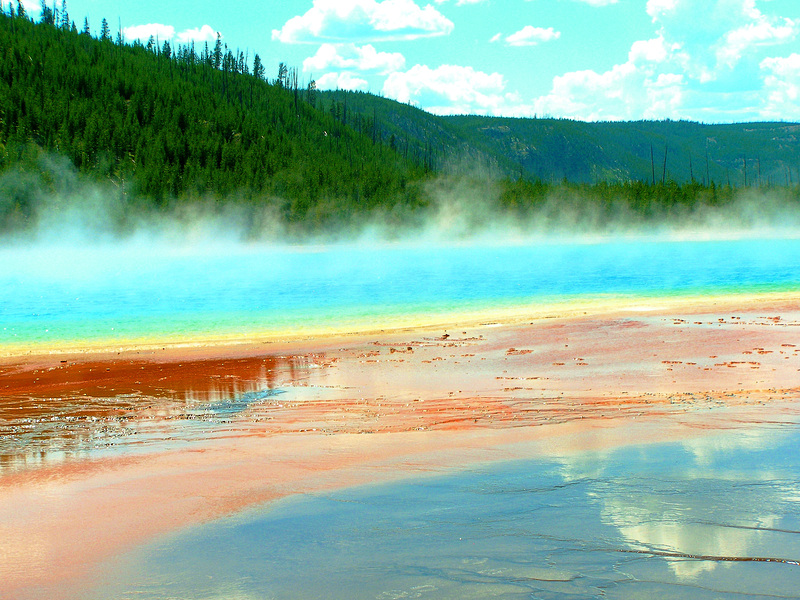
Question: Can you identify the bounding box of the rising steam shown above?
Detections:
[2,149,800,248]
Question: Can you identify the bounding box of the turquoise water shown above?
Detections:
[96,419,800,599]
[2,237,800,346]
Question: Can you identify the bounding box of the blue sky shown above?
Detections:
[19,0,800,122]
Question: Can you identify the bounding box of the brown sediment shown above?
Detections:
[1,295,800,599]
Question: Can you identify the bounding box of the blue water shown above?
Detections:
[95,420,800,599]
[2,237,799,346]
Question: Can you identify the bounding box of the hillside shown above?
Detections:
[448,116,800,186]
[321,91,800,186]
[0,12,426,235]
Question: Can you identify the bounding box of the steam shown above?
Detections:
[2,149,800,249]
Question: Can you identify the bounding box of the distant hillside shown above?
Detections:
[321,91,800,186]
[447,117,800,186]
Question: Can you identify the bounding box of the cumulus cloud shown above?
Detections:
[628,36,672,63]
[645,0,677,19]
[123,23,176,42]
[503,26,561,47]
[123,23,219,45]
[317,71,370,91]
[272,0,454,43]
[646,0,799,80]
[382,64,511,114]
[532,36,685,120]
[760,53,800,119]
[303,43,405,74]
[718,16,797,68]
[19,0,38,13]
[529,0,799,121]
[175,25,218,45]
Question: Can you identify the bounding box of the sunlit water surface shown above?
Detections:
[2,237,800,347]
[95,420,800,599]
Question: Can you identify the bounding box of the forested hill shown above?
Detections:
[321,92,800,187]
[0,11,425,234]
[446,116,800,186]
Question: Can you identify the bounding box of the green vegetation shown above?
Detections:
[0,9,426,236]
[1,9,799,239]
[326,90,800,186]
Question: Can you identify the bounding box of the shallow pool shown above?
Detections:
[2,237,800,347]
[95,416,800,599]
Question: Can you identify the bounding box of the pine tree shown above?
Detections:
[277,62,287,87]
[307,80,317,108]
[59,0,69,29]
[15,0,25,19]
[212,33,222,69]
[100,17,110,41]
[81,16,89,35]
[252,54,264,80]
[39,0,53,25]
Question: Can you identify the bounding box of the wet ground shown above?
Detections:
[95,414,800,599]
[2,302,800,599]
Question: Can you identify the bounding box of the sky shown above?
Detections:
[17,0,800,123]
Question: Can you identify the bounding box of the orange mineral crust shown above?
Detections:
[1,297,800,599]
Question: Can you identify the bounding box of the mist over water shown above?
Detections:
[3,167,800,349]
[3,153,800,245]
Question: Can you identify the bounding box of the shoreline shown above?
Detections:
[2,289,798,361]
[2,293,800,598]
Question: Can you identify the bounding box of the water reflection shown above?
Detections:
[94,419,800,600]
[0,353,316,473]
[558,427,800,584]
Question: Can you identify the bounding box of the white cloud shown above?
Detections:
[526,0,618,4]
[628,36,672,64]
[382,64,511,115]
[645,0,678,19]
[760,53,800,119]
[645,0,799,80]
[272,0,454,43]
[316,71,370,91]
[175,25,218,45]
[504,26,561,47]
[123,23,220,46]
[303,43,405,74]
[123,23,176,42]
[528,0,800,121]
[531,37,685,121]
[19,0,39,14]
[718,16,798,68]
